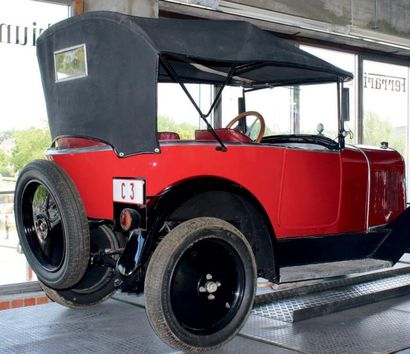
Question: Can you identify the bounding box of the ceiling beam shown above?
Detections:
[159,0,410,60]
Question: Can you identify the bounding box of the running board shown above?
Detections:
[253,264,410,323]
[280,258,392,282]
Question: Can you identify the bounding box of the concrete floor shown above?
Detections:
[1,291,410,353]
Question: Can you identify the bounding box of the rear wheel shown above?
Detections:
[14,160,90,289]
[41,225,121,308]
[144,217,256,352]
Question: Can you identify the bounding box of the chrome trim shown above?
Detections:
[368,224,387,231]
[389,145,408,207]
[159,140,341,153]
[350,145,371,230]
[45,145,112,155]
[47,140,341,154]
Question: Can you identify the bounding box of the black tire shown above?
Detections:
[14,159,90,289]
[144,217,256,352]
[41,225,120,308]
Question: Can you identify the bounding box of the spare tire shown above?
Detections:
[41,225,121,308]
[14,159,90,289]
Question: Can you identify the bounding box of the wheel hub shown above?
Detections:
[34,215,49,240]
[198,273,222,300]
[206,281,218,293]
[21,182,67,272]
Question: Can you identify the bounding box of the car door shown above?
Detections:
[277,147,342,237]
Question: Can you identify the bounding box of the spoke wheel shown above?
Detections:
[41,225,121,308]
[14,160,90,289]
[145,217,256,352]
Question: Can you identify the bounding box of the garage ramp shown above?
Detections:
[254,259,410,322]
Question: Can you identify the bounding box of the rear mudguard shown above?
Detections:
[372,207,410,263]
[114,177,277,283]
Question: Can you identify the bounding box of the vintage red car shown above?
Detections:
[14,11,409,352]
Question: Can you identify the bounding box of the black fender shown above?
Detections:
[140,177,278,282]
[372,207,410,264]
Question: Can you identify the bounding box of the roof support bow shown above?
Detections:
[159,56,239,152]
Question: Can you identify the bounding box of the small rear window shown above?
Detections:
[54,44,88,83]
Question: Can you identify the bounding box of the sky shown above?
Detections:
[0,0,69,131]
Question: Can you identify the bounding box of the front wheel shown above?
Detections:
[144,217,256,352]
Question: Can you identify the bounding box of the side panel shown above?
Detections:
[49,143,371,238]
[49,144,283,231]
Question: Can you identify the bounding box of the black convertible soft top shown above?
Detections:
[37,11,352,156]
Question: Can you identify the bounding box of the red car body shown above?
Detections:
[49,142,405,238]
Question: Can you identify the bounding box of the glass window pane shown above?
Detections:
[299,83,339,139]
[362,60,409,199]
[300,46,357,143]
[240,87,292,136]
[54,44,88,82]
[363,60,408,157]
[0,0,68,285]
[158,83,213,139]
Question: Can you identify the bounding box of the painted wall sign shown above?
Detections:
[364,72,406,93]
[0,21,50,47]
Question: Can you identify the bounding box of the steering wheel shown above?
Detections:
[225,111,266,143]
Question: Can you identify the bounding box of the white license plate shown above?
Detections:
[113,179,145,205]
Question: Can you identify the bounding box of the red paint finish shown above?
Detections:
[48,142,405,239]
[278,149,341,231]
[358,146,406,226]
[339,147,369,231]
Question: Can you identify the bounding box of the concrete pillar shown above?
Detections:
[83,0,158,18]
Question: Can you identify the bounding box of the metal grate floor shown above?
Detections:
[3,272,410,353]
[252,271,410,322]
